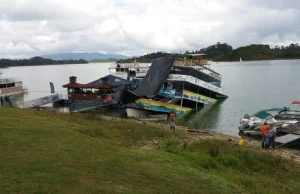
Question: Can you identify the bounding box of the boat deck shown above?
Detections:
[277,122,300,135]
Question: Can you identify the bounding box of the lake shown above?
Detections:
[3,60,300,136]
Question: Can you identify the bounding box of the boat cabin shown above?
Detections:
[0,77,25,95]
[62,75,140,104]
[62,76,117,103]
[108,60,149,80]
[183,54,209,66]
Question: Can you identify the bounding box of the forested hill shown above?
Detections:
[0,57,88,67]
[217,44,300,61]
[118,42,300,62]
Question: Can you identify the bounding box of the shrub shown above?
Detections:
[288,180,300,190]
[241,177,256,189]
[208,145,219,158]
[239,150,256,166]
[162,139,181,153]
[201,158,219,169]
[219,154,240,169]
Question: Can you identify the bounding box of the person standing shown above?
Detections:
[8,95,14,106]
[0,96,3,106]
[260,122,269,149]
[4,95,8,104]
[268,125,277,149]
[170,111,175,130]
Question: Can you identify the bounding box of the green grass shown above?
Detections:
[1,107,300,193]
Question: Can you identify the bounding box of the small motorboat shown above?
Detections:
[239,107,298,133]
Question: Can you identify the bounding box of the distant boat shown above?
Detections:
[240,57,243,63]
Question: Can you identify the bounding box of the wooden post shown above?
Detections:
[181,82,185,107]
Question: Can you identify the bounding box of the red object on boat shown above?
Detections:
[291,101,300,105]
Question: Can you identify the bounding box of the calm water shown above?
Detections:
[3,60,300,136]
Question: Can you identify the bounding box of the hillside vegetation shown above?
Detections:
[1,107,300,193]
[119,42,300,62]
[0,57,87,67]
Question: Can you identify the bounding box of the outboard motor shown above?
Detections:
[244,114,250,119]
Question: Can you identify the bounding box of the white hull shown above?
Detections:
[125,108,167,120]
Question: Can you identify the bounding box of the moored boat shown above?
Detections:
[239,102,300,135]
[108,59,149,81]
[0,71,26,96]
[59,75,140,112]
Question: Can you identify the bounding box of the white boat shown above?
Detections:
[240,57,242,63]
[125,107,168,120]
[108,60,150,80]
[239,103,300,132]
[0,70,27,96]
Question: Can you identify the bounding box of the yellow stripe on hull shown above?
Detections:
[183,90,217,104]
[136,98,191,112]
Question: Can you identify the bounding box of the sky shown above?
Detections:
[0,0,300,58]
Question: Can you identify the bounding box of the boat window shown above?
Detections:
[68,88,74,93]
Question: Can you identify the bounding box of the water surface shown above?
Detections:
[3,60,300,136]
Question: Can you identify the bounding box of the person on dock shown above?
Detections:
[4,95,9,104]
[0,96,3,106]
[260,122,269,149]
[268,125,277,149]
[170,111,175,130]
[8,95,14,106]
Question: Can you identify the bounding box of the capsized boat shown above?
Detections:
[121,55,227,117]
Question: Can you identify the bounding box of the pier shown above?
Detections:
[22,94,64,108]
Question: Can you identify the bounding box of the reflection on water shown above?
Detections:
[186,100,224,130]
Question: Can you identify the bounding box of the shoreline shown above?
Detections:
[97,114,300,163]
[39,106,300,162]
[214,57,300,62]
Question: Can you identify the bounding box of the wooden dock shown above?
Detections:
[277,122,300,135]
[275,122,300,146]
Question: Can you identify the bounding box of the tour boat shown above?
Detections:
[120,54,228,116]
[0,71,26,96]
[108,59,150,80]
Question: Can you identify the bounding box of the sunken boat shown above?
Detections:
[120,55,228,117]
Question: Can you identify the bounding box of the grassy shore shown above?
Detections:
[1,107,300,193]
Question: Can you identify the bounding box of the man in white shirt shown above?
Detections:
[268,125,277,149]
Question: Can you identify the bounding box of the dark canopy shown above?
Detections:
[121,57,175,104]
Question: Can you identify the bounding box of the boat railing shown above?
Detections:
[174,59,222,81]
[110,63,147,69]
[0,77,22,84]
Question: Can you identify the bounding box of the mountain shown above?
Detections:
[42,53,129,61]
[0,57,88,67]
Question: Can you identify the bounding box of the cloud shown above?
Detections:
[0,0,300,58]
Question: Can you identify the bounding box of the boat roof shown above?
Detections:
[252,108,284,119]
[185,54,207,56]
[62,82,116,89]
[89,75,140,86]
[292,101,300,105]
